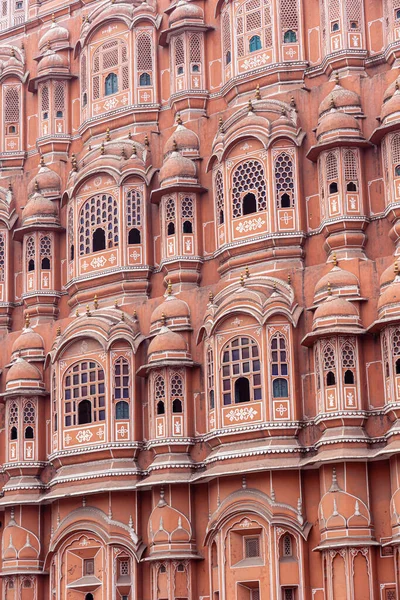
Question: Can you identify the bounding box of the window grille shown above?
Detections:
[275,152,295,207]
[323,342,336,370]
[41,85,49,112]
[215,170,225,225]
[4,86,19,123]
[120,560,129,576]
[137,33,153,70]
[0,232,5,282]
[343,150,358,181]
[221,337,262,405]
[78,194,119,256]
[23,401,35,424]
[54,81,65,112]
[245,537,260,558]
[114,357,130,400]
[232,160,267,218]
[326,152,339,182]
[126,189,142,228]
[64,361,105,427]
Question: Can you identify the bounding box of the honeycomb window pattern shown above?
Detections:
[232,160,267,218]
[79,194,119,256]
[275,152,295,207]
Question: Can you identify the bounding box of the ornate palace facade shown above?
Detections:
[1,0,400,599]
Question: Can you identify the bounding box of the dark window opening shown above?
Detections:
[350,21,358,29]
[192,64,200,72]
[249,35,262,52]
[11,426,17,440]
[177,563,185,572]
[92,228,106,252]
[280,193,291,208]
[329,182,338,194]
[83,93,88,107]
[140,72,151,86]
[56,110,63,118]
[177,66,184,75]
[284,30,297,43]
[8,125,16,134]
[332,21,340,32]
[78,399,92,425]
[242,192,257,216]
[85,594,94,600]
[344,369,354,384]
[183,220,193,234]
[167,222,175,236]
[395,165,400,177]
[157,400,165,415]
[24,426,34,439]
[43,112,49,120]
[273,378,288,398]
[128,228,141,244]
[70,244,75,261]
[226,50,231,65]
[397,8,400,19]
[396,358,400,375]
[116,400,129,420]
[326,371,336,386]
[160,564,167,573]
[219,210,224,225]
[28,259,35,272]
[209,390,215,409]
[41,257,50,270]
[172,399,183,413]
[234,377,250,403]
[105,73,118,96]
[347,181,357,192]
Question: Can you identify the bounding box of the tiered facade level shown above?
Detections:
[3,1,400,599]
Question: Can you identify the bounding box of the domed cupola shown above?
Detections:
[168,0,204,27]
[313,256,360,304]
[377,266,400,322]
[27,157,61,199]
[37,47,69,77]
[159,146,198,188]
[150,283,191,333]
[164,115,200,159]
[315,102,364,146]
[380,260,398,290]
[318,77,362,119]
[21,188,59,227]
[5,357,44,393]
[380,81,400,126]
[147,326,192,366]
[38,14,70,53]
[11,317,45,363]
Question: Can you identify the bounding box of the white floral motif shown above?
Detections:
[91,255,107,269]
[76,430,93,443]
[103,97,119,110]
[241,53,270,70]
[225,406,258,422]
[236,218,265,233]
[117,425,128,438]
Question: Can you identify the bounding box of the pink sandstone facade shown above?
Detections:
[3,0,400,599]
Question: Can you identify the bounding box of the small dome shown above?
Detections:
[39,19,70,52]
[384,76,400,103]
[316,108,361,141]
[380,261,398,288]
[314,296,359,320]
[164,124,199,156]
[12,327,44,358]
[169,0,204,26]
[319,85,361,117]
[38,50,68,73]
[381,87,400,123]
[150,294,190,332]
[378,277,400,312]
[28,162,61,198]
[314,266,360,302]
[148,326,188,357]
[159,151,197,185]
[22,192,58,223]
[104,139,141,160]
[6,358,42,387]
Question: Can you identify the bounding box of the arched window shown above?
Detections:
[282,534,293,557]
[275,152,295,209]
[332,21,340,32]
[105,73,118,96]
[189,33,202,75]
[172,399,183,413]
[139,72,151,86]
[392,329,400,378]
[85,594,94,600]
[329,182,338,194]
[222,11,232,70]
[226,50,231,64]
[165,197,176,237]
[116,401,129,419]
[395,165,400,177]
[175,36,185,76]
[92,228,106,252]
[181,196,194,234]
[211,541,218,567]
[397,8,400,20]
[343,150,358,193]
[326,371,336,386]
[215,170,225,226]
[4,85,21,147]
[10,402,18,439]
[242,193,257,215]
[344,369,354,384]
[40,235,51,270]
[155,375,166,416]
[0,232,5,283]
[23,401,35,426]
[326,152,339,196]
[128,228,141,244]
[25,426,34,439]
[68,207,74,264]
[323,342,336,386]
[284,30,297,42]
[64,361,105,427]
[207,346,215,410]
[341,340,356,385]
[79,194,119,256]
[183,220,192,233]
[26,236,35,272]
[271,333,289,398]
[232,160,267,218]
[221,337,262,405]
[11,426,18,440]
[81,54,87,108]
[157,400,165,415]
[249,35,262,52]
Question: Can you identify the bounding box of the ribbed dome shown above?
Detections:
[39,19,70,52]
[319,85,361,117]
[164,124,199,156]
[380,262,398,288]
[381,88,400,123]
[314,296,359,321]
[384,77,400,103]
[148,326,188,356]
[12,328,44,356]
[28,163,61,198]
[314,266,359,301]
[150,294,190,331]
[6,358,42,385]
[38,50,68,73]
[316,109,361,140]
[378,278,400,311]
[159,151,197,185]
[169,0,203,26]
[23,192,58,222]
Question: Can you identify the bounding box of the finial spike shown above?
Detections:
[255,83,261,100]
[86,304,91,316]
[94,294,98,309]
[333,252,337,267]
[167,280,172,295]
[327,281,332,295]
[161,312,167,326]
[208,291,214,303]
[240,274,245,287]
[176,113,183,125]
[25,314,30,328]
[144,134,150,147]
[132,143,137,155]
[248,98,253,112]
[245,266,250,278]
[56,326,61,336]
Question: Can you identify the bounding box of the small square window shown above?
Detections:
[245,537,260,558]
[84,559,94,576]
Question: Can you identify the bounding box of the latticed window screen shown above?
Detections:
[251,590,260,600]
[114,357,130,400]
[81,54,87,93]
[78,194,119,255]
[64,361,105,427]
[207,347,215,409]
[343,150,358,181]
[10,402,18,425]
[392,328,400,357]
[284,590,294,600]
[170,373,183,397]
[41,85,49,112]
[386,589,396,600]
[189,34,202,63]
[0,232,5,282]
[315,346,321,390]
[275,152,295,207]
[328,0,340,22]
[235,0,273,59]
[120,560,129,576]
[279,0,299,30]
[4,86,20,123]
[68,207,74,260]
[175,36,185,68]
[323,342,336,370]
[155,375,165,399]
[92,38,129,100]
[232,160,267,218]
[23,401,35,424]
[137,34,153,70]
[283,534,292,556]
[215,170,225,224]
[245,536,260,558]
[326,152,339,183]
[341,341,355,368]
[54,82,65,112]
[40,236,51,258]
[26,236,35,263]
[345,0,362,29]
[126,189,142,228]
[221,337,262,405]
[222,11,232,61]
[391,134,400,165]
[181,196,194,229]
